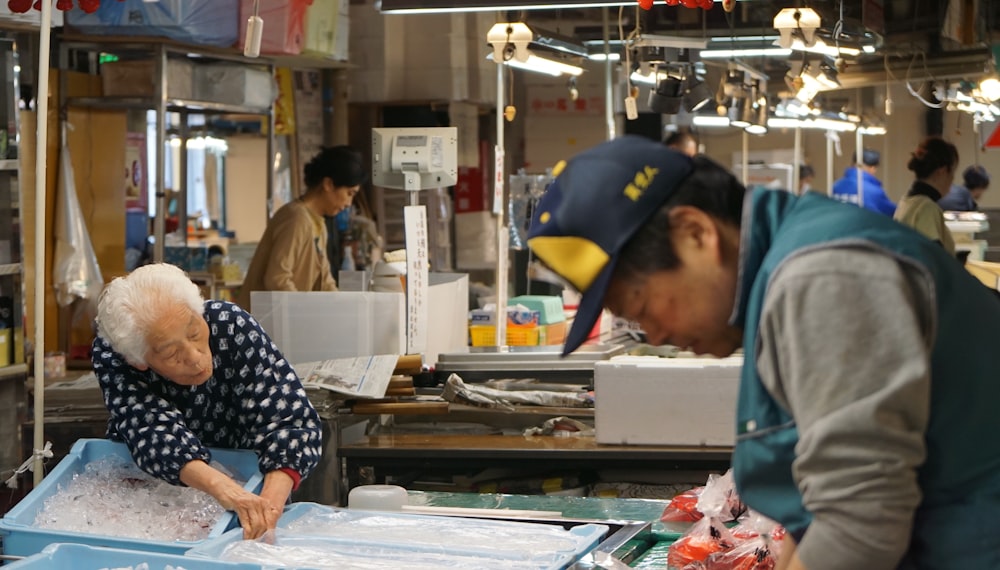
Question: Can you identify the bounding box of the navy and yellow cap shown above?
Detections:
[527,135,694,356]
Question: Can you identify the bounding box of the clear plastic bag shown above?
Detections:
[667,517,737,569]
[661,486,705,523]
[681,536,777,570]
[54,125,104,311]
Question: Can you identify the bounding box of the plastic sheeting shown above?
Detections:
[65,0,240,48]
[54,127,103,309]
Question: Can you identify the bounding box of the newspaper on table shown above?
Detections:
[294,355,399,399]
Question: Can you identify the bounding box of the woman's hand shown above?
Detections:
[179,459,282,540]
[215,485,283,540]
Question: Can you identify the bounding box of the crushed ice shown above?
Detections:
[34,455,236,542]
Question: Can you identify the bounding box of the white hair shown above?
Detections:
[96,263,205,366]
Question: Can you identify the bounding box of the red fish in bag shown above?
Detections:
[668,517,737,568]
[661,486,705,522]
[685,536,777,570]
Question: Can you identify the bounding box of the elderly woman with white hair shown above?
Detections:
[91,263,322,540]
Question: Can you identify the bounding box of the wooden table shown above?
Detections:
[338,433,732,491]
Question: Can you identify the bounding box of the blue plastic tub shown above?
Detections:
[0,438,263,558]
[4,543,263,569]
[187,502,608,570]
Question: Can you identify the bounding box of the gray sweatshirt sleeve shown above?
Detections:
[756,246,935,570]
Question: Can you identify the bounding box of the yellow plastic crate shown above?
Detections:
[469,325,540,346]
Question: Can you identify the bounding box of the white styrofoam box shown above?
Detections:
[251,291,405,363]
[193,63,275,109]
[251,274,467,365]
[594,355,743,446]
[426,273,468,366]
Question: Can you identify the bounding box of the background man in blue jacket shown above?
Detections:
[831,148,896,216]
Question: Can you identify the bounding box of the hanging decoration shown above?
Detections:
[8,0,120,14]
[637,0,713,11]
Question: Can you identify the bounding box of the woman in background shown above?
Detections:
[238,146,366,310]
[893,137,958,255]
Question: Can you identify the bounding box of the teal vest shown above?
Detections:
[731,189,1000,568]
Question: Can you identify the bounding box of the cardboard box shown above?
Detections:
[194,64,275,108]
[100,59,194,99]
[594,355,743,446]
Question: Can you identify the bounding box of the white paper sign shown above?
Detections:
[493,145,505,215]
[295,355,398,398]
[404,205,429,355]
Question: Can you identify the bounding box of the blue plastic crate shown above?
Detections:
[4,543,263,570]
[0,438,263,558]
[187,502,608,570]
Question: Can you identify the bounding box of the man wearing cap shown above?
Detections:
[830,148,896,216]
[527,136,1000,569]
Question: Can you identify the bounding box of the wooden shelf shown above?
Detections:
[0,263,21,276]
[0,363,27,380]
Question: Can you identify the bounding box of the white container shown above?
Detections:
[250,291,406,364]
[594,355,743,446]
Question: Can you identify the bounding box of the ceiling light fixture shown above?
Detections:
[486,52,585,77]
[486,22,586,77]
[700,48,793,59]
[773,7,821,49]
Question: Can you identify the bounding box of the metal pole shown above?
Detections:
[494,62,507,347]
[267,70,276,219]
[602,7,615,141]
[826,130,834,197]
[855,129,864,208]
[33,0,53,487]
[792,126,802,194]
[153,44,167,262]
[178,113,188,243]
[741,130,749,187]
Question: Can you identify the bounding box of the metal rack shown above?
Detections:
[56,35,277,262]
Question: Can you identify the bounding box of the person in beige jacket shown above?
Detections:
[893,137,958,256]
[239,146,366,310]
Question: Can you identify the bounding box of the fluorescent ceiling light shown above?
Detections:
[745,124,768,135]
[979,77,1000,101]
[486,52,584,77]
[692,115,731,127]
[588,53,620,61]
[858,126,887,135]
[380,0,635,13]
[784,37,861,57]
[379,0,737,13]
[634,34,708,50]
[630,69,666,86]
[700,48,793,59]
[768,117,857,132]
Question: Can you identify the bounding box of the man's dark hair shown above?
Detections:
[963,165,990,190]
[851,148,881,167]
[799,164,815,180]
[614,156,745,280]
[663,131,697,149]
[304,145,367,189]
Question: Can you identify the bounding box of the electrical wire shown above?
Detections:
[904,51,945,108]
